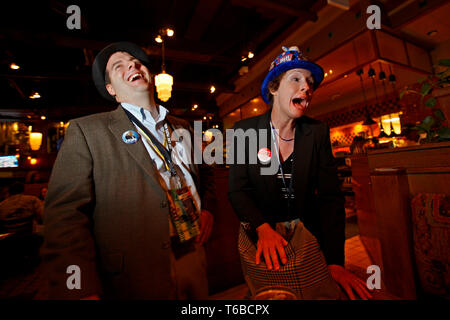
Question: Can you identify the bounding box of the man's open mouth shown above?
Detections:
[127,73,144,82]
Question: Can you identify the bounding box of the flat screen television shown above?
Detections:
[0,156,19,168]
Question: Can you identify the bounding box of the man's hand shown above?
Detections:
[328,264,374,300]
[196,209,213,244]
[255,223,288,270]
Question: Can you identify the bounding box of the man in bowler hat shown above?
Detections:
[42,42,215,299]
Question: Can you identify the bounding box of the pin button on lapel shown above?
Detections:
[122,130,140,144]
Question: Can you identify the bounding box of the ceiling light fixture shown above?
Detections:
[29,92,41,99]
[10,63,20,70]
[166,28,174,37]
[210,86,216,94]
[248,51,254,59]
[154,29,174,102]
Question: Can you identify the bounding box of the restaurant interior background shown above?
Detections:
[0,0,449,300]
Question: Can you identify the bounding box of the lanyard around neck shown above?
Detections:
[270,119,295,212]
[122,107,177,177]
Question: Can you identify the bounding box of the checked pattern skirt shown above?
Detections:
[238,221,340,300]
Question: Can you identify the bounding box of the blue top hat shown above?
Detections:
[261,46,324,104]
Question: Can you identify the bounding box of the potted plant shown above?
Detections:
[400,59,450,143]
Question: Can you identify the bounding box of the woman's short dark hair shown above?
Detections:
[267,72,284,107]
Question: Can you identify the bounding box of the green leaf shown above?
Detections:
[420,82,432,96]
[421,116,435,131]
[438,126,450,139]
[438,59,450,67]
[434,109,446,121]
[425,97,437,108]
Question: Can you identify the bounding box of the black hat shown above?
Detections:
[92,41,151,101]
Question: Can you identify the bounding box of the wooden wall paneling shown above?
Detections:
[370,168,417,299]
[350,155,383,271]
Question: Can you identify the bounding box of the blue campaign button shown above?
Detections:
[122,130,140,144]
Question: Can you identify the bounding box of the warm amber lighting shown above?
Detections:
[203,116,207,120]
[329,69,333,74]
[210,86,216,94]
[204,130,213,142]
[248,51,254,59]
[324,73,328,77]
[354,124,363,133]
[241,56,247,62]
[29,92,41,99]
[155,72,173,102]
[15,154,20,159]
[30,158,37,165]
[27,156,31,160]
[155,35,162,43]
[29,132,43,151]
[166,29,174,37]
[28,126,32,132]
[13,123,18,131]
[10,63,20,70]
[41,116,46,120]
[253,108,257,112]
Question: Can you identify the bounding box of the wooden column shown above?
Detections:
[370,168,417,299]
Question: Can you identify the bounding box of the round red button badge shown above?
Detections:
[257,148,271,164]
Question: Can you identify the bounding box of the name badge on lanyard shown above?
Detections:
[122,107,200,242]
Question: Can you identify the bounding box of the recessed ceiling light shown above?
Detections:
[166,29,174,37]
[10,63,20,70]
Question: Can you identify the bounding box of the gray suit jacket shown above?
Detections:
[42,106,215,299]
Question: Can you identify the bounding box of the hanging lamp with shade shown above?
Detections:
[154,28,174,102]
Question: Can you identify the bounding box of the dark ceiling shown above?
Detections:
[0,0,323,122]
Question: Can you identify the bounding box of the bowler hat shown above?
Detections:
[261,46,324,104]
[92,41,151,101]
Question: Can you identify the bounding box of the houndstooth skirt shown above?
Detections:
[238,220,341,300]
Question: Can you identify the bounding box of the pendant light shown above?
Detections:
[155,28,174,102]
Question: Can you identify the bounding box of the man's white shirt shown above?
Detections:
[121,103,201,212]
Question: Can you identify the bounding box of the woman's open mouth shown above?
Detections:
[291,97,309,112]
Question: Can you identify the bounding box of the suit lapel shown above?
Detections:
[107,106,162,184]
[293,117,313,198]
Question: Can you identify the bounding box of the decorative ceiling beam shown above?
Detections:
[231,0,318,21]
[0,29,234,66]
[184,0,223,41]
